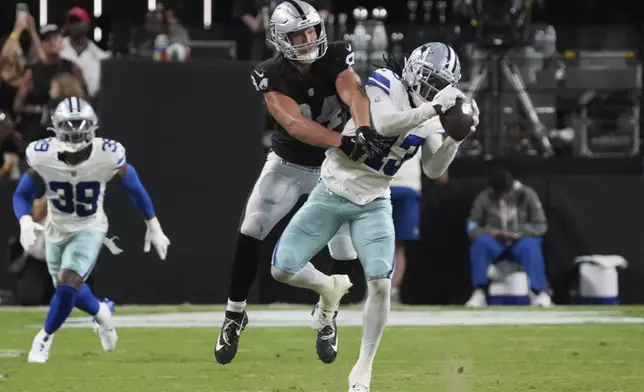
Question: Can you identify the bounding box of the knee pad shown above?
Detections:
[367,278,391,298]
[240,212,271,240]
[271,242,303,276]
[327,234,357,260]
[270,265,291,283]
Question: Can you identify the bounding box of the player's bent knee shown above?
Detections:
[367,278,391,298]
[240,212,272,240]
[327,234,357,260]
[271,244,305,276]
[58,269,83,288]
[270,265,293,283]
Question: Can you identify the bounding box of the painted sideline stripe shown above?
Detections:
[56,310,644,329]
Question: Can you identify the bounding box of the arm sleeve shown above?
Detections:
[467,192,490,240]
[13,173,40,219]
[118,164,156,219]
[366,86,437,137]
[420,133,460,179]
[518,188,548,237]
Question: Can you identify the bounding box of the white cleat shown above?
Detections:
[349,383,369,392]
[92,300,118,351]
[465,288,487,308]
[313,275,352,330]
[531,292,554,308]
[348,366,372,392]
[27,329,54,364]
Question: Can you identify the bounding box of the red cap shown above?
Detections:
[67,7,90,22]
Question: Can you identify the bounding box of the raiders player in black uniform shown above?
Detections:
[214,0,387,366]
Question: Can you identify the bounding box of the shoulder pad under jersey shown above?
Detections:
[365,68,407,109]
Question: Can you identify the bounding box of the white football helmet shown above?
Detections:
[402,42,462,107]
[49,97,98,153]
[267,0,327,64]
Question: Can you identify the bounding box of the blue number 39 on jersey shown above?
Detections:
[50,181,101,217]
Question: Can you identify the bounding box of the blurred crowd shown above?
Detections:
[0,3,194,186]
[0,7,106,182]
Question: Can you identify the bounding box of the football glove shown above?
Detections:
[342,126,390,161]
[143,217,170,260]
[18,215,43,251]
[431,85,466,115]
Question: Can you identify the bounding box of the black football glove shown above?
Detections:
[339,126,390,161]
[355,126,390,158]
[339,135,362,161]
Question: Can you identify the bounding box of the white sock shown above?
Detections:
[226,299,247,313]
[350,279,391,385]
[271,263,334,300]
[94,302,113,328]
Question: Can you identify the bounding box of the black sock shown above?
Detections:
[228,233,262,302]
[327,258,357,276]
[328,258,366,304]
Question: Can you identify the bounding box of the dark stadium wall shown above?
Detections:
[1,59,643,305]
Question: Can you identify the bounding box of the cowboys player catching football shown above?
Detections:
[214,0,386,365]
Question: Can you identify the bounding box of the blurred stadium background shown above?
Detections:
[0,1,644,391]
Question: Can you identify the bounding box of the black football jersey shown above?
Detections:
[251,41,355,167]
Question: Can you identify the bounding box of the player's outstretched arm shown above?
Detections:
[419,133,461,179]
[13,169,44,250]
[115,164,170,260]
[365,86,436,137]
[264,91,343,148]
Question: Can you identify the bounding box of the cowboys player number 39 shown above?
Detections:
[13,97,170,364]
[215,0,386,366]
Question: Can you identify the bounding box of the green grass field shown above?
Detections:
[1,305,644,392]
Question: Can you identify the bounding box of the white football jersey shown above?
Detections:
[391,149,422,192]
[25,137,126,242]
[321,68,443,205]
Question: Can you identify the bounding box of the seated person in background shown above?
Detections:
[0,110,24,181]
[7,196,52,306]
[465,169,552,308]
[389,148,422,304]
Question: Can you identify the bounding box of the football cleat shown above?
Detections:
[92,299,118,351]
[312,304,339,364]
[214,310,248,365]
[27,329,54,364]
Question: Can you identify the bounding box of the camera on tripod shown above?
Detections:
[473,0,533,50]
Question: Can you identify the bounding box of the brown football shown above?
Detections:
[439,98,474,142]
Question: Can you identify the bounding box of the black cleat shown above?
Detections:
[214,310,248,365]
[312,304,339,364]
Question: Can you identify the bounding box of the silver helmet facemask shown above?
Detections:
[402,43,462,106]
[49,97,98,153]
[268,1,328,64]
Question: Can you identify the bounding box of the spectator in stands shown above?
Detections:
[164,5,191,47]
[389,152,422,304]
[465,169,552,307]
[136,3,191,54]
[0,12,43,122]
[0,109,23,181]
[14,25,83,142]
[60,7,110,99]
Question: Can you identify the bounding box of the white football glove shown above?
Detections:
[143,217,170,260]
[466,99,480,132]
[431,85,466,115]
[19,215,44,251]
